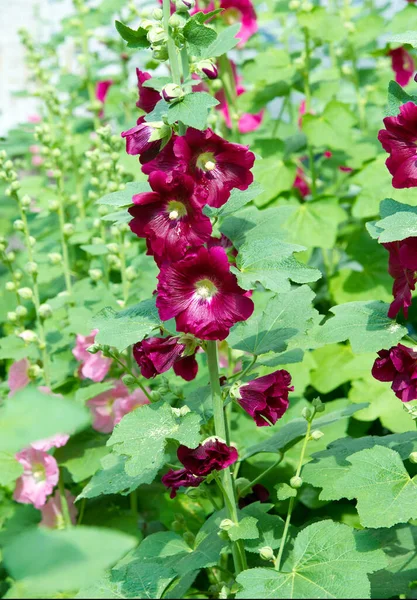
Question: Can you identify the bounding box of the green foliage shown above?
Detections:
[166,93,219,130]
[115,21,149,48]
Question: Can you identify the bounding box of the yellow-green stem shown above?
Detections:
[58,472,72,528]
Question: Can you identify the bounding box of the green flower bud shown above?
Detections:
[6,251,16,262]
[48,199,60,211]
[89,268,103,282]
[14,219,25,231]
[26,261,38,275]
[153,46,169,61]
[7,311,17,323]
[18,287,33,300]
[10,181,20,191]
[183,531,195,546]
[20,194,32,207]
[219,518,234,531]
[409,452,417,464]
[125,266,137,281]
[162,83,184,103]
[106,243,119,254]
[48,252,62,265]
[6,281,16,291]
[28,364,43,378]
[311,430,324,441]
[150,390,162,402]
[259,546,275,561]
[290,476,303,489]
[63,223,75,237]
[301,407,312,421]
[152,7,163,19]
[15,305,28,318]
[39,303,52,319]
[19,330,38,344]
[122,374,137,386]
[147,26,167,45]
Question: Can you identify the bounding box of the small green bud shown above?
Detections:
[147,26,167,45]
[52,148,61,157]
[48,252,62,265]
[219,518,234,531]
[14,219,25,231]
[300,0,313,11]
[28,236,36,247]
[289,0,300,9]
[15,305,28,318]
[311,430,324,441]
[7,311,17,323]
[409,452,417,464]
[18,287,33,300]
[168,13,183,29]
[20,194,32,207]
[125,266,137,281]
[19,330,38,344]
[106,243,119,254]
[162,83,184,103]
[28,364,43,378]
[150,390,162,402]
[122,374,137,386]
[26,261,38,275]
[63,223,75,237]
[10,181,20,191]
[48,199,60,211]
[89,268,103,282]
[6,251,16,262]
[39,303,52,319]
[344,21,356,33]
[172,405,191,417]
[301,407,312,421]
[290,476,303,489]
[152,7,163,19]
[259,546,275,561]
[87,343,101,354]
[6,281,16,291]
[98,205,108,216]
[152,46,169,61]
[175,0,195,11]
[140,18,154,30]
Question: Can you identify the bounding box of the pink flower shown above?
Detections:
[156,246,254,341]
[378,102,417,188]
[31,155,44,167]
[31,434,69,452]
[8,358,30,396]
[129,171,212,264]
[236,370,293,426]
[162,468,204,499]
[372,344,417,402]
[87,380,149,433]
[293,167,311,198]
[135,68,161,113]
[383,237,417,319]
[324,150,333,158]
[339,165,353,173]
[95,80,113,117]
[389,47,415,87]
[133,336,199,381]
[40,490,78,528]
[122,117,172,164]
[144,128,255,208]
[72,329,112,382]
[194,0,257,46]
[177,438,238,476]
[13,448,59,509]
[28,114,41,123]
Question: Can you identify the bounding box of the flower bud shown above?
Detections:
[301,0,313,10]
[122,374,137,386]
[140,18,154,30]
[7,311,17,322]
[28,236,36,247]
[153,46,169,61]
[344,21,355,33]
[89,268,103,282]
[15,305,28,318]
[14,219,25,231]
[28,364,43,378]
[168,13,184,29]
[219,518,234,531]
[162,83,184,103]
[10,181,20,191]
[6,281,16,291]
[148,390,160,402]
[311,430,324,441]
[147,26,167,45]
[312,397,325,412]
[409,452,417,464]
[290,476,303,489]
[26,261,38,275]
[48,199,59,211]
[6,251,16,262]
[197,59,218,80]
[19,330,38,344]
[20,194,32,207]
[172,520,183,532]
[301,407,312,421]
[125,266,137,281]
[172,405,191,417]
[48,252,62,265]
[259,546,275,561]
[39,303,52,319]
[18,287,33,300]
[63,223,75,237]
[106,243,119,254]
[152,7,163,19]
[175,0,195,11]
[229,381,243,400]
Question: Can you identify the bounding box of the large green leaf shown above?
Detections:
[96,182,150,208]
[0,452,23,486]
[302,101,356,150]
[203,182,263,219]
[108,401,201,478]
[166,93,219,130]
[78,454,148,499]
[236,521,386,599]
[282,199,346,249]
[367,199,417,243]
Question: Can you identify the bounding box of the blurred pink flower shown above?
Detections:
[13,448,59,509]
[72,329,112,382]
[40,490,78,528]
[95,80,113,117]
[389,47,415,87]
[87,380,149,433]
[31,434,69,452]
[32,155,44,167]
[8,358,30,396]
[28,114,41,123]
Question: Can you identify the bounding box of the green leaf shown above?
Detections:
[115,20,149,48]
[183,14,217,57]
[200,23,241,58]
[80,243,108,256]
[3,526,137,596]
[251,158,296,207]
[243,403,368,460]
[242,503,285,553]
[166,93,219,130]
[386,80,417,117]
[302,100,356,150]
[368,199,417,243]
[316,301,406,353]
[276,483,297,501]
[236,521,387,599]
[0,334,37,361]
[92,298,161,352]
[228,285,319,355]
[108,401,201,478]
[113,561,176,599]
[203,182,263,219]
[62,445,110,483]
[0,452,23,486]
[96,182,150,208]
[334,446,417,529]
[298,7,346,42]
[388,31,417,48]
[302,431,417,502]
[283,199,346,249]
[0,386,90,453]
[228,517,259,542]
[78,454,148,499]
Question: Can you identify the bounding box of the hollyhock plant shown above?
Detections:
[13,448,59,509]
[40,490,78,528]
[383,237,417,318]
[162,468,204,499]
[372,344,417,402]
[156,245,254,340]
[177,438,238,476]
[122,117,172,164]
[128,171,212,264]
[87,380,149,433]
[72,329,112,382]
[133,335,199,381]
[143,128,255,208]
[389,47,415,87]
[135,68,161,113]
[235,370,293,426]
[378,101,417,188]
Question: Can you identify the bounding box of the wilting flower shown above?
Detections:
[8,358,30,396]
[128,171,212,264]
[143,128,255,208]
[31,434,69,452]
[378,102,417,188]
[40,490,78,528]
[383,237,417,318]
[95,80,113,117]
[238,483,270,508]
[122,117,172,164]
[372,344,417,402]
[161,468,204,499]
[136,68,161,113]
[133,335,199,381]
[177,438,238,475]
[14,448,59,509]
[389,47,415,87]
[293,167,311,198]
[72,329,112,383]
[235,370,293,426]
[156,246,254,340]
[87,380,149,433]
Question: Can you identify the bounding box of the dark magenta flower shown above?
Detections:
[128,171,212,264]
[143,128,255,208]
[238,483,270,509]
[133,335,199,381]
[383,237,417,318]
[95,80,113,117]
[177,438,238,476]
[293,167,311,198]
[156,246,254,340]
[389,47,415,87]
[193,0,257,46]
[121,117,172,164]
[136,68,161,113]
[372,344,417,402]
[378,102,417,188]
[162,468,204,499]
[236,370,293,426]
